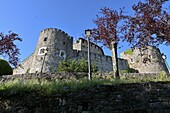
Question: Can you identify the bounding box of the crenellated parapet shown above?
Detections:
[73,38,104,55]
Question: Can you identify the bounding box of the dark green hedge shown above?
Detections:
[0,59,13,76]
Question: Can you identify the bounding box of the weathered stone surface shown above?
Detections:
[13,28,129,75]
[120,46,169,73]
[1,82,170,112]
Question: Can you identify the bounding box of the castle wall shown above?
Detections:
[13,28,132,74]
[72,50,113,72]
[118,58,129,70]
[13,53,34,74]
[120,46,169,73]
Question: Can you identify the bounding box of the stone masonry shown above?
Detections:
[120,46,169,73]
[13,28,169,74]
[13,28,129,74]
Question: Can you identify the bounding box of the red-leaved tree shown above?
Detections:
[122,0,170,47]
[0,31,22,67]
[92,7,126,79]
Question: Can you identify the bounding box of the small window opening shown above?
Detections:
[131,58,134,63]
[59,50,66,59]
[44,37,47,41]
[63,42,66,45]
[76,40,79,43]
[38,47,48,56]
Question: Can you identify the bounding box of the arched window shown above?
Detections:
[59,50,66,59]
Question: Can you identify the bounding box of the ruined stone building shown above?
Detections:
[13,28,169,74]
[120,46,169,73]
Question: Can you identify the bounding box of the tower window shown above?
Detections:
[131,58,134,63]
[38,47,48,56]
[59,50,66,59]
[63,42,66,45]
[76,40,79,43]
[44,37,47,41]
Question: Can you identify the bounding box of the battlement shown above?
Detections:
[40,28,72,40]
[73,38,104,55]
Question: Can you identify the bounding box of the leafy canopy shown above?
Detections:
[0,31,22,67]
[122,0,170,47]
[92,7,126,49]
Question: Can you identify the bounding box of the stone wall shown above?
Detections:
[2,72,170,83]
[1,80,170,113]
[73,50,113,72]
[120,46,169,73]
[13,53,34,74]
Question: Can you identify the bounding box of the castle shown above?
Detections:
[13,28,169,74]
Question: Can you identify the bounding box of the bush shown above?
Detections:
[119,68,138,75]
[0,59,13,76]
[124,49,133,55]
[58,59,98,72]
[128,68,138,73]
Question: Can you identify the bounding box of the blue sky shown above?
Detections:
[0,0,170,68]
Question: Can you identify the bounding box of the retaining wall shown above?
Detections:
[1,81,170,113]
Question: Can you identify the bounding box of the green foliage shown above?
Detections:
[124,49,133,55]
[128,68,138,73]
[119,68,138,75]
[1,73,170,96]
[158,71,167,81]
[119,70,129,75]
[0,59,13,76]
[58,59,98,72]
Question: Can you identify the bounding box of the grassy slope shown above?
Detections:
[0,72,169,96]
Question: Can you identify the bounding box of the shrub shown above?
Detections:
[119,68,138,75]
[58,59,98,72]
[0,59,13,76]
[128,68,138,73]
[124,49,133,55]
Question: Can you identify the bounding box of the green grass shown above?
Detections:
[0,73,170,96]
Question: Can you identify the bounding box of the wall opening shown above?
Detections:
[44,37,47,41]
[59,50,66,59]
[38,47,48,56]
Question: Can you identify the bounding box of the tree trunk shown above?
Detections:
[111,42,120,79]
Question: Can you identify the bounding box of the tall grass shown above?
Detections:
[0,73,170,95]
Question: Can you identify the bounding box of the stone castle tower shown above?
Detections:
[29,28,74,73]
[120,46,169,73]
[14,28,74,74]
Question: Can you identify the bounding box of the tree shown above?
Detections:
[92,7,125,79]
[0,31,22,67]
[122,0,170,47]
[58,59,98,73]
